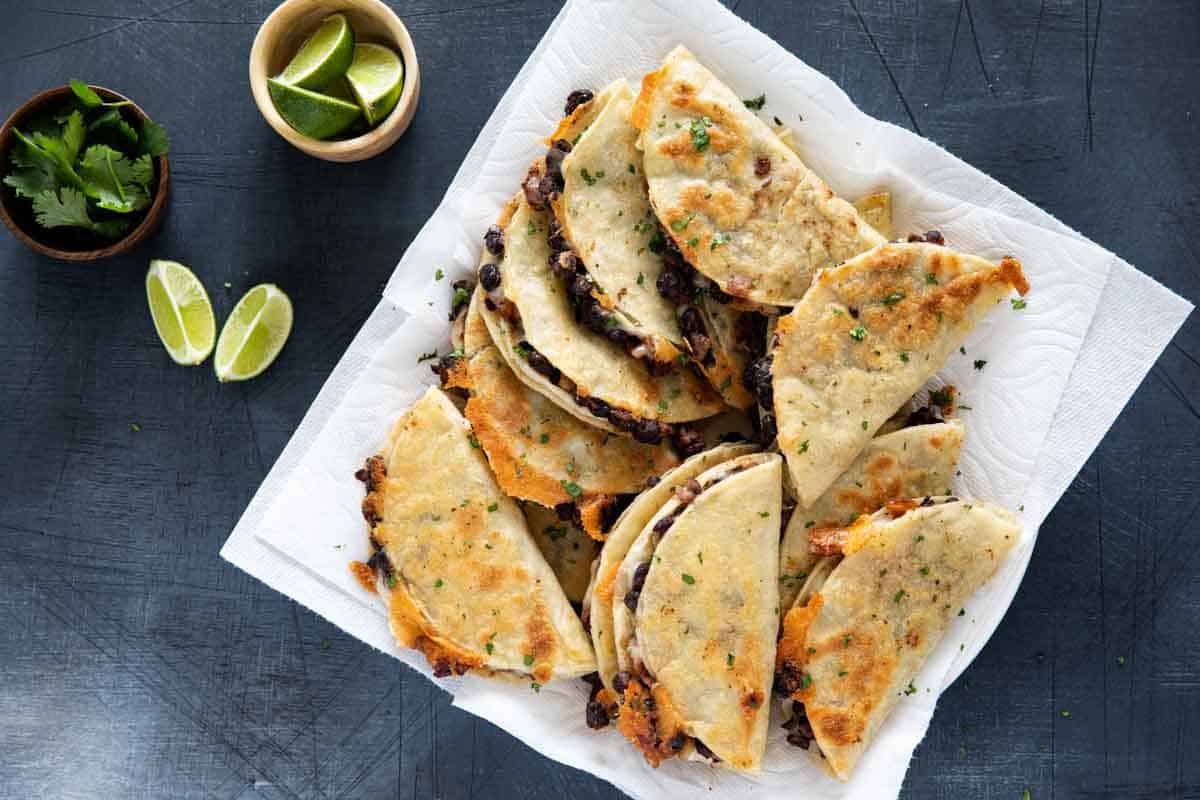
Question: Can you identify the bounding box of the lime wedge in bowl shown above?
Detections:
[215,284,293,382]
[146,259,216,366]
[268,78,361,139]
[276,13,354,91]
[345,43,404,126]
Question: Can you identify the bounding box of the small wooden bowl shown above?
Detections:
[0,85,170,262]
[249,0,421,162]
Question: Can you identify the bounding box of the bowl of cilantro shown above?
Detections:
[0,81,170,261]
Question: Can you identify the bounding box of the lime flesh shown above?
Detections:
[146,259,216,365]
[268,78,361,140]
[215,284,293,382]
[277,13,354,91]
[345,43,404,126]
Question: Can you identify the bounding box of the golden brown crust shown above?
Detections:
[615,679,690,768]
[630,65,665,131]
[776,593,825,696]
[578,494,616,542]
[348,560,377,595]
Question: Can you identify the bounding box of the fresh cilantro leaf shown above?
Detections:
[140,117,170,157]
[88,108,139,146]
[743,94,766,111]
[689,116,712,151]
[78,145,151,213]
[69,80,103,108]
[1011,297,1028,310]
[31,187,128,238]
[561,480,582,498]
[62,111,86,163]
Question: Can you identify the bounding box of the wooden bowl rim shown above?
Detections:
[0,84,170,262]
[248,0,421,163]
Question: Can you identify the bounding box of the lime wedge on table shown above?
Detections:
[146,260,216,366]
[215,284,293,383]
[276,13,354,90]
[268,78,361,139]
[345,43,404,126]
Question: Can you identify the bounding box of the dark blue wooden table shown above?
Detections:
[2,1,1197,798]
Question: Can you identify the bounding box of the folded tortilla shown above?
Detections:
[354,387,595,682]
[478,192,726,436]
[778,420,965,610]
[775,498,1019,780]
[549,80,756,407]
[611,452,782,772]
[632,45,885,306]
[447,288,679,515]
[773,241,1028,507]
[587,442,758,691]
[524,503,599,605]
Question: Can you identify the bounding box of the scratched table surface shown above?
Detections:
[1,1,1197,798]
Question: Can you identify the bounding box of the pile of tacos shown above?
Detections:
[349,45,1028,782]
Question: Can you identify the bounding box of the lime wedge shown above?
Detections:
[215,284,293,382]
[268,78,362,139]
[276,13,354,91]
[146,259,216,366]
[345,43,404,126]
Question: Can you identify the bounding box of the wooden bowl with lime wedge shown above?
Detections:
[249,0,421,162]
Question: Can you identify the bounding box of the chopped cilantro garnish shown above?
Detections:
[539,433,550,444]
[861,420,869,430]
[849,325,867,341]
[727,652,735,667]
[628,163,636,174]
[689,116,712,151]
[524,654,534,666]
[798,440,809,455]
[743,94,766,110]
[487,503,498,513]
[417,350,439,363]
[434,578,444,588]
[904,681,917,695]
[1011,297,1028,310]
[580,168,597,186]
[387,572,397,589]
[758,511,770,518]
[434,268,445,281]
[900,351,910,362]
[636,272,645,285]
[800,673,813,689]
[561,480,582,498]
[925,272,938,284]
[681,573,695,585]
[882,291,905,306]
[974,359,987,370]
[467,433,481,449]
[670,214,694,231]
[710,232,732,250]
[893,589,907,603]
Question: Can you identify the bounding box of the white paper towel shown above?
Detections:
[221,0,1193,797]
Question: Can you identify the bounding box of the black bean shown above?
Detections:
[569,273,594,299]
[547,220,569,252]
[646,475,661,488]
[483,225,505,256]
[523,170,547,210]
[586,700,611,729]
[693,740,720,762]
[668,733,687,752]
[634,419,665,444]
[743,355,774,410]
[584,396,610,419]
[757,411,777,444]
[905,405,944,427]
[564,89,594,116]
[679,306,704,336]
[674,427,704,457]
[609,408,637,431]
[653,515,674,534]
[925,230,945,245]
[612,671,632,695]
[478,263,501,291]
